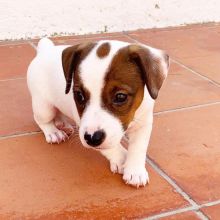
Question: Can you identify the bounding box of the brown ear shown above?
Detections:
[62,42,95,94]
[129,45,169,99]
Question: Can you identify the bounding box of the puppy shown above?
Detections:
[27,38,169,187]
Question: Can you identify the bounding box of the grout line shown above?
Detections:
[123,33,141,44]
[171,59,220,88]
[0,131,41,140]
[0,34,125,47]
[146,157,209,220]
[146,157,198,207]
[28,41,37,50]
[194,211,209,220]
[27,34,129,49]
[144,206,195,220]
[58,34,125,41]
[201,200,220,208]
[141,199,220,220]
[154,101,220,116]
[0,42,29,47]
[124,23,220,35]
[0,77,26,82]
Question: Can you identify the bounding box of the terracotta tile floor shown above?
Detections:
[0,23,220,219]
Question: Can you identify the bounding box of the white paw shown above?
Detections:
[109,148,127,175]
[123,165,149,187]
[45,129,68,144]
[110,160,124,174]
[101,146,127,175]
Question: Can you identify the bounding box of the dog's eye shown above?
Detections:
[113,93,128,105]
[74,91,85,104]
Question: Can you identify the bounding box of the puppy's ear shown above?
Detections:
[62,42,95,94]
[129,45,169,99]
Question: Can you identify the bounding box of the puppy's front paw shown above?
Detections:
[110,160,124,174]
[101,146,127,175]
[110,149,127,174]
[45,129,68,144]
[123,165,149,187]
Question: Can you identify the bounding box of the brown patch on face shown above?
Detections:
[102,46,145,130]
[62,42,96,117]
[102,44,169,130]
[96,42,110,58]
[73,70,91,117]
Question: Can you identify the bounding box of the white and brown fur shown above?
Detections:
[27,38,169,187]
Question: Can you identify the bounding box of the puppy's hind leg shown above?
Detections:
[54,112,76,136]
[32,98,68,144]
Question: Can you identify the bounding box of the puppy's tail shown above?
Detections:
[37,37,54,54]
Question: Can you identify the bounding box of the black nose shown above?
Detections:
[84,130,106,147]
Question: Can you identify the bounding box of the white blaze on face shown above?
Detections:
[78,40,129,148]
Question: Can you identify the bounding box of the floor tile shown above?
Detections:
[0,44,35,80]
[0,134,187,219]
[149,104,220,204]
[128,25,220,84]
[162,211,200,220]
[128,29,201,59]
[155,62,220,112]
[201,204,220,219]
[179,54,220,84]
[0,79,38,136]
[1,24,220,219]
[128,25,220,59]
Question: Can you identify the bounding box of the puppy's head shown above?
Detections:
[62,41,169,149]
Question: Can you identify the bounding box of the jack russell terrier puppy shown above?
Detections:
[27,38,169,187]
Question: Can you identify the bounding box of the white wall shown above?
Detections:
[0,0,220,40]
